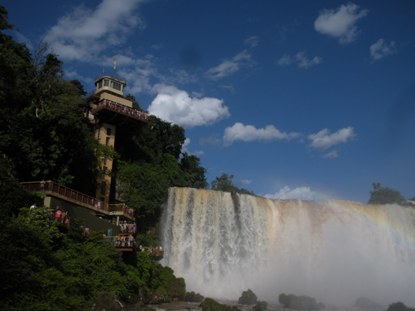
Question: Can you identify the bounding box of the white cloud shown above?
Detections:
[308,127,355,150]
[265,186,328,200]
[44,0,144,61]
[277,52,322,68]
[323,150,339,159]
[370,38,397,61]
[206,50,252,80]
[148,84,230,127]
[115,55,159,94]
[181,137,191,154]
[223,122,300,145]
[314,3,368,44]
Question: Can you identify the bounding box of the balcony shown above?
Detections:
[91,98,148,123]
[21,181,134,221]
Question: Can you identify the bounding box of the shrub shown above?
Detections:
[238,289,258,305]
[201,298,240,311]
[184,291,204,302]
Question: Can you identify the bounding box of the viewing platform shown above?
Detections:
[90,98,148,123]
[21,181,134,221]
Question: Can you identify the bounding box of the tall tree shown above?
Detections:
[211,173,253,194]
[368,182,406,205]
[0,10,98,193]
[180,153,208,189]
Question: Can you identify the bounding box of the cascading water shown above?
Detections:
[160,187,415,307]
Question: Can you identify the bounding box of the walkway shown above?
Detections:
[21,180,134,221]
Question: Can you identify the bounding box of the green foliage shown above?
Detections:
[0,203,188,309]
[184,291,205,302]
[0,11,97,194]
[201,298,241,311]
[117,159,173,227]
[368,182,406,205]
[0,156,38,220]
[238,289,258,305]
[180,153,208,189]
[0,6,191,309]
[126,93,143,111]
[211,173,253,194]
[0,5,12,30]
[127,115,186,163]
[134,251,185,303]
[386,302,415,311]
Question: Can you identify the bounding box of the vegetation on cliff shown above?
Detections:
[0,5,194,310]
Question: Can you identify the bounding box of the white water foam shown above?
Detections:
[161,187,415,307]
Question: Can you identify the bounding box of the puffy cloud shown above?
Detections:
[148,84,230,128]
[370,38,397,61]
[277,52,322,68]
[44,0,144,61]
[314,3,368,44]
[223,122,300,145]
[308,127,355,150]
[206,50,252,80]
[265,186,328,200]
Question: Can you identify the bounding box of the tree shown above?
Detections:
[368,182,406,205]
[126,115,186,163]
[116,154,188,228]
[238,289,258,305]
[211,173,237,192]
[211,173,253,194]
[126,93,143,111]
[180,153,208,189]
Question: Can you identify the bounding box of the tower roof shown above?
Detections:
[95,75,126,97]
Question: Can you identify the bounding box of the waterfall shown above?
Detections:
[160,187,415,307]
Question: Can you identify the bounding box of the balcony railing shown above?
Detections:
[91,98,148,122]
[108,203,134,218]
[21,181,134,219]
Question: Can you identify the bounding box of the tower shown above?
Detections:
[88,75,147,209]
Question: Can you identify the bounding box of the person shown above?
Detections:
[55,208,62,222]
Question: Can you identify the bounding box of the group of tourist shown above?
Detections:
[119,221,136,234]
[54,207,70,227]
[112,234,135,248]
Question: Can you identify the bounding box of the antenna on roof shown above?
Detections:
[113,59,117,78]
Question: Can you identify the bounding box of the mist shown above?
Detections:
[161,187,415,307]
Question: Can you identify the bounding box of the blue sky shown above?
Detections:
[5,0,415,203]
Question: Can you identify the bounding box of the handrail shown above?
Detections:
[108,203,134,218]
[92,98,148,122]
[21,181,134,219]
[107,234,135,250]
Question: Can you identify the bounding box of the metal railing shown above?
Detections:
[21,181,134,219]
[108,203,134,218]
[92,98,148,122]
